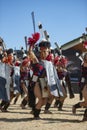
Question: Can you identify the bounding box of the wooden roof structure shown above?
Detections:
[61,34,87,53]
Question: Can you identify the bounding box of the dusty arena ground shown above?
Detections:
[0,94,87,130]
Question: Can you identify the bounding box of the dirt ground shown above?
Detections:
[0,94,87,130]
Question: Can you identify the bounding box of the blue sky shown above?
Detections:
[0,0,87,50]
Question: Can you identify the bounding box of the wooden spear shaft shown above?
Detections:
[31,11,36,33]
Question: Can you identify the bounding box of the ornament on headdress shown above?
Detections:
[38,22,50,42]
[38,22,44,38]
[28,32,40,47]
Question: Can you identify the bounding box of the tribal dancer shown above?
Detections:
[27,32,64,119]
[44,53,74,113]
[20,57,31,109]
[11,59,21,104]
[0,48,13,112]
[72,53,87,121]
[53,55,68,110]
[53,55,74,110]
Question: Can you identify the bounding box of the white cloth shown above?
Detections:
[13,66,20,76]
[12,66,21,93]
[42,60,64,97]
[0,62,11,101]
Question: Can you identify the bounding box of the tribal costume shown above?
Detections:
[0,48,13,112]
[72,53,87,121]
[53,54,74,110]
[28,33,65,118]
[28,61,47,117]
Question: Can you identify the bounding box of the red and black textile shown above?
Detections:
[81,65,87,81]
[28,62,46,108]
[57,71,65,80]
[32,62,45,77]
[79,65,87,90]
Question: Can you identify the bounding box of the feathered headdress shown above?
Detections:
[28,32,40,47]
[54,56,68,67]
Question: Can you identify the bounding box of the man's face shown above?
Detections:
[40,48,50,60]
[8,54,14,63]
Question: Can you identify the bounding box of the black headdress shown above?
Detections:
[7,48,13,55]
[39,40,51,49]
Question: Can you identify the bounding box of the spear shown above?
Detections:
[55,42,62,55]
[24,36,28,53]
[31,11,36,33]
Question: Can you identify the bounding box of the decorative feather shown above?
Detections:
[28,32,40,46]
